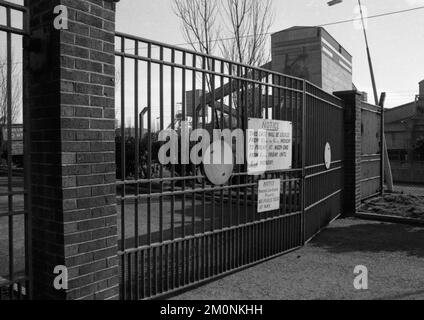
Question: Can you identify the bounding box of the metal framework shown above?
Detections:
[303,82,345,241]
[115,32,347,300]
[0,0,31,300]
[360,102,383,201]
[0,1,384,301]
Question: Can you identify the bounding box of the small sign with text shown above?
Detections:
[258,179,281,213]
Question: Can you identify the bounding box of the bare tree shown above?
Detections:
[0,55,21,126]
[221,0,274,67]
[173,0,274,67]
[172,0,275,122]
[173,0,219,58]
[172,0,220,96]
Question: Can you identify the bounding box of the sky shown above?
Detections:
[116,0,424,109]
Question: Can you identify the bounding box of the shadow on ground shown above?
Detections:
[309,218,424,259]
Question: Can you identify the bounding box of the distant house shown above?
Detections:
[385,80,424,183]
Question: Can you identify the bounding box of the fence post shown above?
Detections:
[334,90,362,217]
[27,0,119,300]
[301,80,306,243]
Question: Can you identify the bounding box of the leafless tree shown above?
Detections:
[0,55,21,126]
[220,0,274,119]
[221,0,274,67]
[173,0,274,67]
[173,0,219,58]
[172,0,274,122]
[172,0,219,94]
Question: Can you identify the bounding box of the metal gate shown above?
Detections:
[0,0,31,300]
[304,83,345,241]
[115,32,345,299]
[360,102,383,201]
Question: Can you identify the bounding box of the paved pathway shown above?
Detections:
[172,218,424,300]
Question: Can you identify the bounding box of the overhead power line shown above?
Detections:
[2,5,424,64]
[172,5,424,47]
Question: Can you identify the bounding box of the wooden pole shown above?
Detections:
[378,93,394,193]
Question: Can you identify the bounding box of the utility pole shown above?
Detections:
[357,0,378,105]
[328,0,394,192]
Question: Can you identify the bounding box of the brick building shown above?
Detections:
[271,26,353,94]
[385,80,424,183]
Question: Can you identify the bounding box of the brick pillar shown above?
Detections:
[334,91,362,217]
[27,0,119,300]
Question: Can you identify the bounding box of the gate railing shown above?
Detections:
[114,32,346,299]
[115,32,306,299]
[303,82,344,241]
[360,102,383,201]
[0,0,31,300]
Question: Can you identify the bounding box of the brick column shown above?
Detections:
[27,0,119,300]
[334,91,362,217]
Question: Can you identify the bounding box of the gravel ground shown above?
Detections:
[171,218,424,300]
[360,194,424,219]
[393,184,424,196]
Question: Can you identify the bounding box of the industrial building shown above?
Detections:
[271,26,353,94]
[385,80,424,183]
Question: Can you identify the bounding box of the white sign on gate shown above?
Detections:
[258,179,281,213]
[247,118,292,175]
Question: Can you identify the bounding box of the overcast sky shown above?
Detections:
[116,0,424,109]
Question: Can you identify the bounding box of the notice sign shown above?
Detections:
[258,179,281,213]
[247,118,292,175]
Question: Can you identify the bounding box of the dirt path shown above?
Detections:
[171,218,424,300]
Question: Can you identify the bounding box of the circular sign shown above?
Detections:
[324,142,332,170]
[203,140,234,186]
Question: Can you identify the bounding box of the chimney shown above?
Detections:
[419,80,424,97]
[359,91,368,103]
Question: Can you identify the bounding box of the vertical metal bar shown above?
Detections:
[170,49,176,294]
[165,244,169,292]
[181,51,187,286]
[120,36,126,299]
[214,234,218,276]
[380,94,385,196]
[181,51,186,240]
[153,247,157,296]
[22,0,33,299]
[236,65,241,226]
[159,46,164,294]
[191,54,196,281]
[243,68,248,225]
[301,80,306,244]
[140,250,145,299]
[196,237,200,281]
[201,56,206,234]
[220,61,224,230]
[265,74,269,119]
[205,235,209,279]
[147,43,152,246]
[192,54,197,237]
[127,253,132,300]
[242,69,248,266]
[186,239,190,283]
[170,49,175,241]
[146,43,152,298]
[175,242,179,288]
[5,7,15,298]
[211,58,215,232]
[228,63,233,228]
[134,41,140,300]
